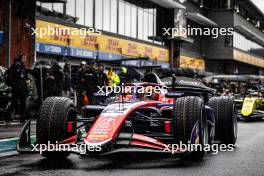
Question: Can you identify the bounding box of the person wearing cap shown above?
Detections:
[6,53,29,123]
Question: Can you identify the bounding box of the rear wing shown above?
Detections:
[164,75,216,97]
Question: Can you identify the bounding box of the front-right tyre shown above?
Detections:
[36,97,77,159]
[173,96,208,160]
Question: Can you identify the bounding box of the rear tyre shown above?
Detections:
[173,96,208,160]
[209,96,237,144]
[36,97,77,159]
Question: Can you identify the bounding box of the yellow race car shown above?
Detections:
[239,89,264,121]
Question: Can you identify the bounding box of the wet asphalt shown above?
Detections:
[0,120,264,176]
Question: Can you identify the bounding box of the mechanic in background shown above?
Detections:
[97,64,108,87]
[118,67,127,84]
[107,68,120,87]
[94,64,108,104]
[83,62,98,104]
[44,62,64,97]
[6,54,29,123]
[62,63,72,97]
[76,61,87,107]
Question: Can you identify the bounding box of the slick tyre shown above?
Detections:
[209,96,237,145]
[173,96,208,160]
[36,97,77,159]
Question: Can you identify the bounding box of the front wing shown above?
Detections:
[17,120,187,156]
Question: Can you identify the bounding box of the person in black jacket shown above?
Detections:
[83,63,97,104]
[76,61,87,107]
[94,64,108,104]
[62,63,71,97]
[7,54,29,123]
[97,64,108,87]
[44,62,64,98]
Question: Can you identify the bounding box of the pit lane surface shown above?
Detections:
[1,121,264,176]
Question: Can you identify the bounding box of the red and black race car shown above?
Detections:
[17,74,237,160]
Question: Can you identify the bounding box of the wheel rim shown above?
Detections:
[65,107,77,136]
[200,108,208,145]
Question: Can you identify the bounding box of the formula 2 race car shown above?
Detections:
[17,75,237,160]
[238,87,264,121]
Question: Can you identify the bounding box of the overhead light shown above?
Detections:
[256,21,260,28]
[235,6,240,12]
[234,2,239,12]
[178,0,187,3]
[200,0,204,8]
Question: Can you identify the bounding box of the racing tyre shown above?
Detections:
[173,96,208,160]
[209,96,237,145]
[36,97,77,159]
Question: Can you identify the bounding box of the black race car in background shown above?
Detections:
[203,75,264,109]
